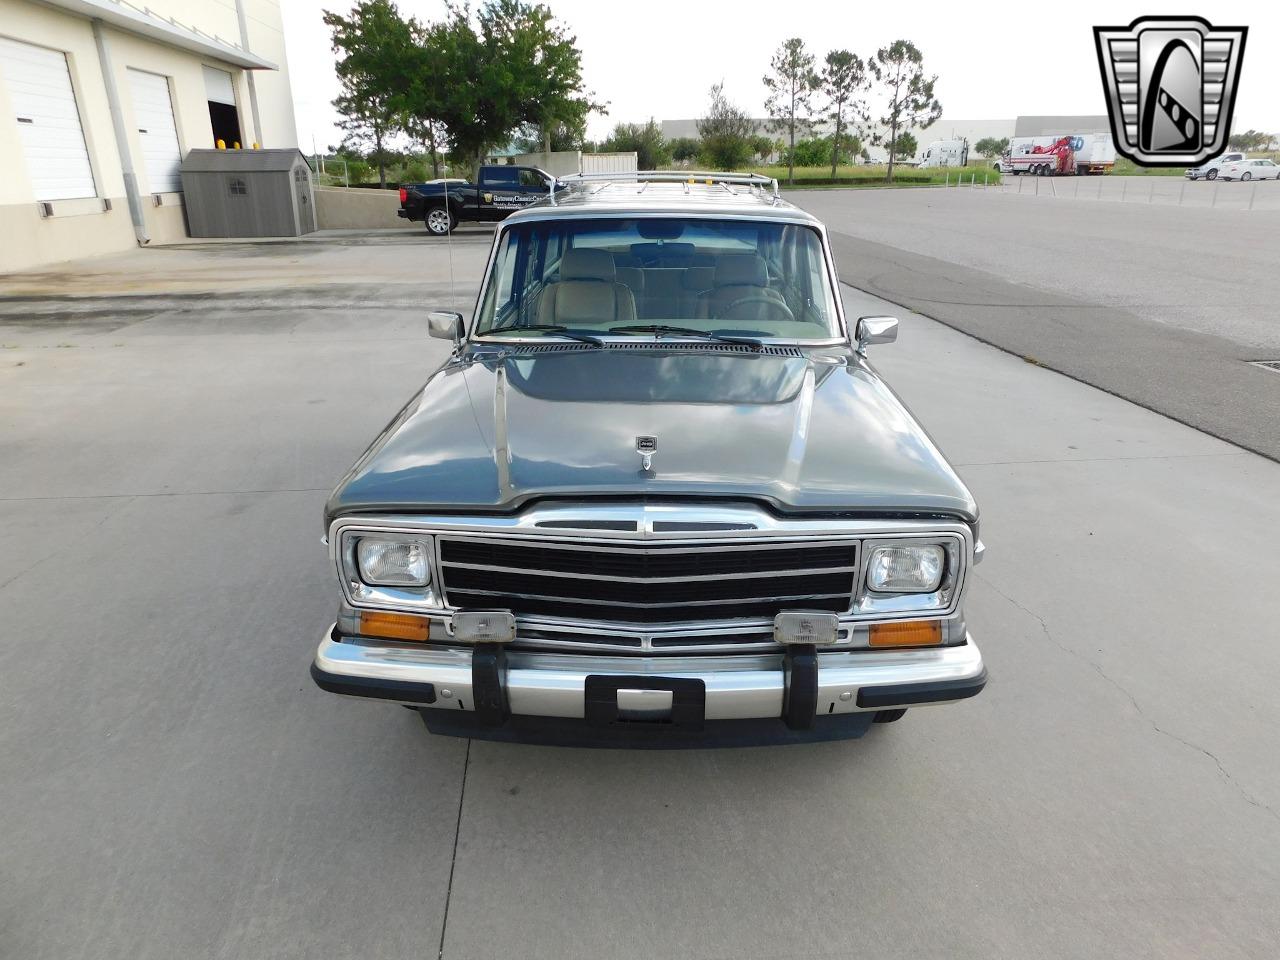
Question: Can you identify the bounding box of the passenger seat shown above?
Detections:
[536,248,638,326]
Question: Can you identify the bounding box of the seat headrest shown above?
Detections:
[713,254,768,288]
[682,266,715,291]
[561,248,616,281]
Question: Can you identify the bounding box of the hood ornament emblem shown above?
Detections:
[636,436,657,471]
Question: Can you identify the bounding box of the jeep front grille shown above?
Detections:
[437,536,859,626]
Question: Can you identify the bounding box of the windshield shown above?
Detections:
[474,217,840,340]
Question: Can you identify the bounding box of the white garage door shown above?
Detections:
[127,68,182,193]
[0,36,96,201]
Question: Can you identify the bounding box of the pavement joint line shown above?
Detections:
[0,495,135,595]
[837,279,1280,467]
[954,452,1250,467]
[0,487,331,502]
[975,572,1280,824]
[437,738,471,960]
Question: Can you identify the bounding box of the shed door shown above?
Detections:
[127,69,182,194]
[0,37,96,201]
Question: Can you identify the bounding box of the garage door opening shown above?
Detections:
[203,65,242,148]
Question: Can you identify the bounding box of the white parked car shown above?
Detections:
[1185,153,1245,180]
[1218,159,1280,182]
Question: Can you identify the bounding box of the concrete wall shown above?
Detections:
[315,187,414,230]
[0,0,296,273]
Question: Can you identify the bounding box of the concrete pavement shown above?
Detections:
[2,234,1278,959]
[794,188,1280,462]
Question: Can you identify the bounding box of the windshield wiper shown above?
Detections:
[489,323,603,346]
[608,324,763,349]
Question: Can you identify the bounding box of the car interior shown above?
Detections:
[476,218,837,338]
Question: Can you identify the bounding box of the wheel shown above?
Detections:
[1207,169,1218,180]
[425,205,456,236]
[1242,171,1252,181]
[873,709,907,724]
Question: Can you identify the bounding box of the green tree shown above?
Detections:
[871,40,942,181]
[1229,129,1270,152]
[748,134,775,161]
[974,136,1009,158]
[420,1,601,174]
[817,49,869,181]
[696,83,753,170]
[888,131,917,159]
[669,136,701,164]
[323,0,416,188]
[763,38,818,184]
[603,119,671,170]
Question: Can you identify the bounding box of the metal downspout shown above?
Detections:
[234,0,264,145]
[91,20,149,245]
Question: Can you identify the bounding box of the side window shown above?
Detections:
[492,232,519,309]
[484,166,518,186]
[519,169,546,189]
[542,229,562,280]
[228,177,247,196]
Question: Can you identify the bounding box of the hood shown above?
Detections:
[325,348,976,525]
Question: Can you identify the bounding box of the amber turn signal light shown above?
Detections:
[358,611,430,642]
[868,620,942,647]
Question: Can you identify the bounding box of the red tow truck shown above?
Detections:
[1002,136,1076,176]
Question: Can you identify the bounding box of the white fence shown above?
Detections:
[504,151,638,177]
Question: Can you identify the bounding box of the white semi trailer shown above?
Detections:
[917,138,970,168]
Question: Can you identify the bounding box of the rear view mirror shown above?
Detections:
[428,311,465,344]
[852,316,898,354]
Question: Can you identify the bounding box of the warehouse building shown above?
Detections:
[0,0,298,272]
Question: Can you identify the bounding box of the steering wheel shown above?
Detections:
[720,296,796,324]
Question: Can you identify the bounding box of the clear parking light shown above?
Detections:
[357,538,431,587]
[866,544,945,593]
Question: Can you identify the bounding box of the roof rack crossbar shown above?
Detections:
[555,170,780,203]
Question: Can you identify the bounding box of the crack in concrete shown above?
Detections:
[0,496,135,595]
[976,572,1280,823]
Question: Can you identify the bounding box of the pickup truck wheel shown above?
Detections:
[426,206,455,236]
[873,708,907,724]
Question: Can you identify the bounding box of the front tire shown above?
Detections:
[426,205,456,236]
[1242,171,1252,182]
[873,709,907,724]
[1207,169,1218,181]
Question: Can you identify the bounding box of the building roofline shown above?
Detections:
[34,0,278,70]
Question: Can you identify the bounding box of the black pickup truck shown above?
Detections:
[397,165,557,235]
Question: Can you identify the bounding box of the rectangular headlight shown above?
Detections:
[357,537,431,587]
[867,544,944,593]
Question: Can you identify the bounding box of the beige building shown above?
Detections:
[0,0,298,272]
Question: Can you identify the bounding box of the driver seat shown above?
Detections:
[697,255,785,321]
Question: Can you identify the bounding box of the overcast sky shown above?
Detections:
[280,0,1277,151]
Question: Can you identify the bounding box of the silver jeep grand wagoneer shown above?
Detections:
[312,172,986,746]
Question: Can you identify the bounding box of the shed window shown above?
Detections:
[229,177,247,196]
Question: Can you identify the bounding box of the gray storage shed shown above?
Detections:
[180,149,316,237]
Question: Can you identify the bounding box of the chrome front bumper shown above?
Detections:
[312,626,986,728]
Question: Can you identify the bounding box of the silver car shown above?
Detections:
[312,172,987,746]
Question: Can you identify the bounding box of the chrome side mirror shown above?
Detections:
[853,315,898,355]
[428,310,465,344]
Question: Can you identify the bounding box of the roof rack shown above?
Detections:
[550,170,780,206]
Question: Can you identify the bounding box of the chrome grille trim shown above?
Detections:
[435,534,860,625]
[330,505,974,654]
